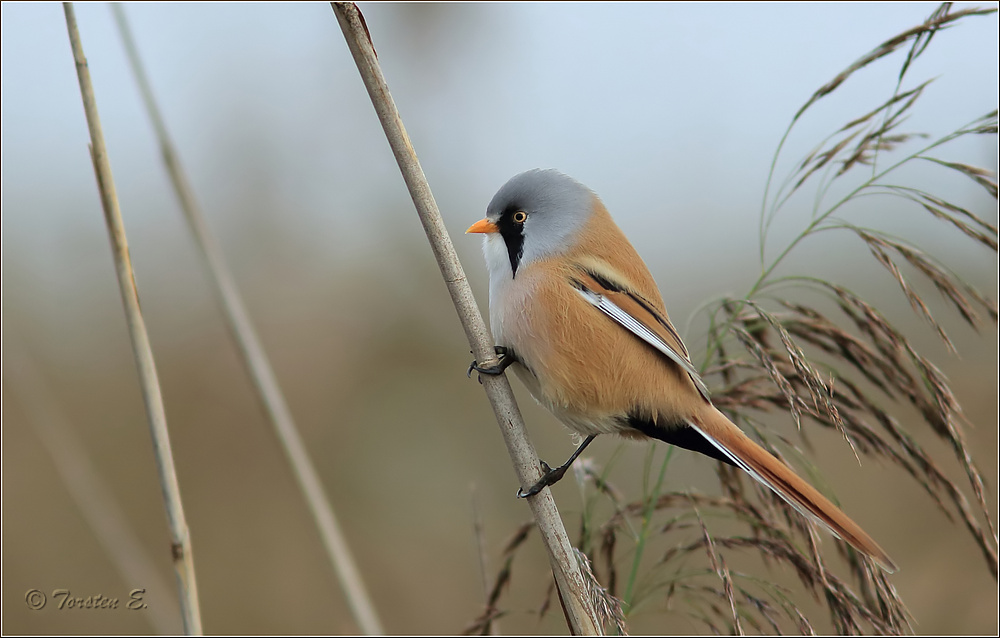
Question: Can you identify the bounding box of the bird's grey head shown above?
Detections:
[483,169,595,278]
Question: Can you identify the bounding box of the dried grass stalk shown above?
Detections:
[792,5,996,121]
[62,3,202,633]
[109,6,383,633]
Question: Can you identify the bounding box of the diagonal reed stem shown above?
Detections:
[109,5,383,634]
[330,3,603,634]
[62,3,202,633]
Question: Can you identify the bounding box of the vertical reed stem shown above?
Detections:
[109,6,383,633]
[62,3,202,633]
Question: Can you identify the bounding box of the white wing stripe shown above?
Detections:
[575,286,711,400]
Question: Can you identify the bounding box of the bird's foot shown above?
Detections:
[516,460,570,498]
[516,435,597,498]
[467,346,514,379]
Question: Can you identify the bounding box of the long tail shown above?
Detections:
[688,406,897,573]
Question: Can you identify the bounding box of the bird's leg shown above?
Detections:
[517,435,597,498]
[468,346,514,377]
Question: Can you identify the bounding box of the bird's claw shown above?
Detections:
[467,346,514,380]
[515,435,597,498]
[517,460,566,498]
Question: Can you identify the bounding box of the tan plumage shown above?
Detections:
[469,169,896,573]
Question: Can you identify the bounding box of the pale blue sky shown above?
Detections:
[2,3,997,299]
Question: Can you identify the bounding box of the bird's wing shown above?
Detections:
[570,268,711,401]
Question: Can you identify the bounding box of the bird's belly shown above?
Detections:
[509,361,629,438]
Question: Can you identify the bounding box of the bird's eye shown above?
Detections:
[512,211,527,223]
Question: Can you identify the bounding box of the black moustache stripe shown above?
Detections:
[497,205,525,277]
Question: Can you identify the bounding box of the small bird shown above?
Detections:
[467,169,896,573]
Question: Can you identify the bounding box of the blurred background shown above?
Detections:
[2,2,997,634]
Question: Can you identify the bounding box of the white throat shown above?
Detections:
[482,232,516,342]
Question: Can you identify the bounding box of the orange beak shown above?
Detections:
[466,218,499,234]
